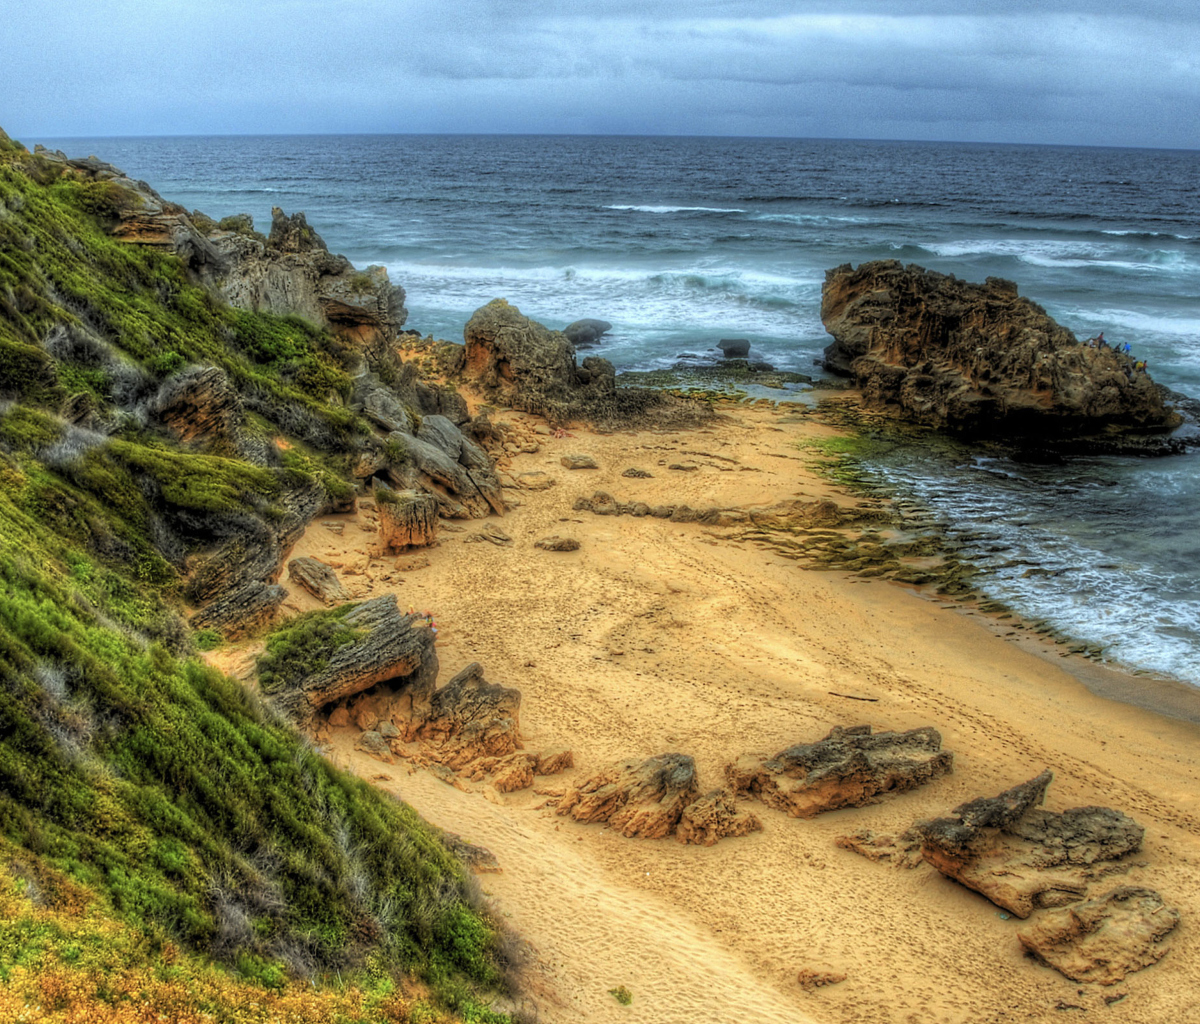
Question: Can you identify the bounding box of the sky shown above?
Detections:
[4,0,1198,148]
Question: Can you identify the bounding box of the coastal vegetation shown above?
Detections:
[0,131,515,1020]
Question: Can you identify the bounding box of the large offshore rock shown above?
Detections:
[1017,886,1180,984]
[916,771,1145,918]
[265,594,439,728]
[821,261,1180,442]
[563,318,612,348]
[558,753,700,839]
[727,725,953,818]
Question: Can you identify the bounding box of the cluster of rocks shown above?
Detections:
[573,490,842,529]
[556,753,762,847]
[838,770,1179,985]
[821,261,1183,449]
[260,595,571,793]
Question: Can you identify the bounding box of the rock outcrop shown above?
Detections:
[411,662,523,769]
[151,366,244,447]
[558,753,701,839]
[265,594,439,728]
[375,490,439,551]
[727,725,954,818]
[915,771,1145,918]
[462,300,711,429]
[557,754,760,844]
[1017,886,1179,984]
[821,261,1181,444]
[916,773,1142,917]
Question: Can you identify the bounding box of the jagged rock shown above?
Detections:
[190,582,286,640]
[727,725,954,818]
[916,772,1144,918]
[718,339,751,358]
[151,366,243,445]
[264,594,439,728]
[214,208,406,358]
[463,300,711,429]
[821,261,1180,443]
[465,752,538,792]
[563,318,612,347]
[376,490,439,551]
[1017,887,1179,985]
[287,556,349,604]
[414,380,470,425]
[464,299,578,400]
[413,662,522,770]
[622,467,652,478]
[561,453,598,470]
[558,753,700,839]
[534,536,580,551]
[675,789,763,847]
[355,375,415,433]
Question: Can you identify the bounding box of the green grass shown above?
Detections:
[0,135,514,1021]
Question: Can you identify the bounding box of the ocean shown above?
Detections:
[33,133,1200,687]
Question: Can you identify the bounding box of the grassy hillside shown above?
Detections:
[0,131,515,1021]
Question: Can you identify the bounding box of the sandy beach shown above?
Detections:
[227,398,1200,1024]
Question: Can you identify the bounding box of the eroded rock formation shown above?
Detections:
[557,754,760,844]
[375,490,439,551]
[821,261,1181,444]
[728,725,953,818]
[915,771,1145,918]
[287,556,349,605]
[1017,886,1179,984]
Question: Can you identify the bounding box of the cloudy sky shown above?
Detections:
[4,0,1198,148]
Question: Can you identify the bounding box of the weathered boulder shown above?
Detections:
[264,594,439,728]
[558,753,700,839]
[718,339,751,358]
[412,662,522,770]
[916,771,1145,918]
[1017,886,1179,984]
[563,318,612,347]
[821,261,1181,442]
[674,789,763,847]
[534,535,580,552]
[287,556,349,605]
[376,490,439,551]
[727,725,954,818]
[561,453,598,470]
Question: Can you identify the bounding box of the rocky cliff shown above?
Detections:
[821,261,1181,446]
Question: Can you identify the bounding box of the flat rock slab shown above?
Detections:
[727,725,953,818]
[287,556,349,605]
[1017,886,1179,984]
[516,471,556,490]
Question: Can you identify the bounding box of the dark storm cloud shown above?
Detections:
[3,0,1198,147]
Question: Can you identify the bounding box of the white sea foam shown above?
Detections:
[603,204,746,214]
[925,238,1195,274]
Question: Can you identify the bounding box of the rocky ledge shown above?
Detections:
[821,261,1183,450]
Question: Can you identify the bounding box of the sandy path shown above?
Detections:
[281,404,1200,1024]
